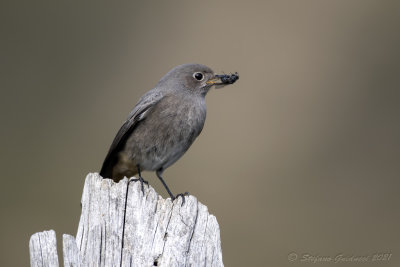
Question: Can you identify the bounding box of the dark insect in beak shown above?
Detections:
[206,72,239,87]
[216,72,239,84]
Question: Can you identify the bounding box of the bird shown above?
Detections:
[100,63,239,203]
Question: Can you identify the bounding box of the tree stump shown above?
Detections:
[29,173,224,266]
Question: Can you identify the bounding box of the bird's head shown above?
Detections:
[157,63,239,96]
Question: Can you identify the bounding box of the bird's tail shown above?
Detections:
[100,153,138,183]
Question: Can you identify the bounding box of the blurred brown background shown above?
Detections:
[1,1,400,266]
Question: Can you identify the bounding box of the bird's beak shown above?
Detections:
[206,76,223,85]
[206,72,239,87]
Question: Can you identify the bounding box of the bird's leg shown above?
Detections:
[156,170,189,206]
[156,170,174,199]
[130,165,148,194]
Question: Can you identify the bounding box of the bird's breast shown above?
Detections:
[157,96,206,148]
[125,95,206,171]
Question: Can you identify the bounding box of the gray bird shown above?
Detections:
[100,63,239,202]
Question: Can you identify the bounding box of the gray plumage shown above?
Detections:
[100,63,238,199]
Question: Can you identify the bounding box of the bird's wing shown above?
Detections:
[100,90,163,179]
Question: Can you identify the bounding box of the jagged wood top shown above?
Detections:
[30,173,224,267]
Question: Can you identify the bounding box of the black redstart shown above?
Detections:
[100,63,239,202]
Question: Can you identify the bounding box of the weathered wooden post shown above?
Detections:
[29,173,224,266]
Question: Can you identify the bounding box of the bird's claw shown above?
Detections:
[130,176,149,194]
[173,192,190,206]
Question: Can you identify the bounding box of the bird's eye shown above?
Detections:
[193,72,204,81]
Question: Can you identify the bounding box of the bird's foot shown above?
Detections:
[130,176,149,194]
[173,192,190,206]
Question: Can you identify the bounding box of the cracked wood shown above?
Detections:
[29,173,224,266]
